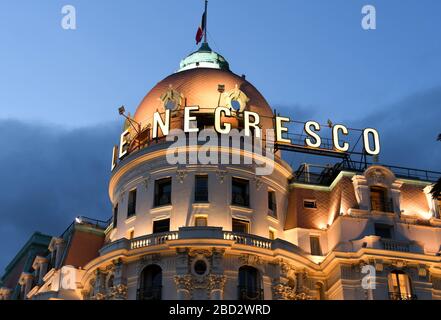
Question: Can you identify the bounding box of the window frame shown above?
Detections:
[113,203,119,228]
[303,199,317,209]
[153,218,171,234]
[194,175,209,203]
[127,189,137,218]
[267,190,277,218]
[232,177,250,208]
[388,270,413,300]
[154,178,172,208]
[232,218,250,234]
[309,235,322,256]
[195,216,208,227]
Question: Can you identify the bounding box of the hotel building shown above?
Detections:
[1,40,441,301]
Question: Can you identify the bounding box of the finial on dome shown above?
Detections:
[179,0,229,72]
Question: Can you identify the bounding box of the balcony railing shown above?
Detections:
[137,286,162,300]
[381,239,410,252]
[97,227,303,257]
[389,292,417,300]
[131,231,179,250]
[223,232,272,249]
[238,286,264,300]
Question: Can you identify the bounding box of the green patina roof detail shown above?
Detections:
[178,43,230,72]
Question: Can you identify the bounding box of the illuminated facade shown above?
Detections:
[1,42,441,301]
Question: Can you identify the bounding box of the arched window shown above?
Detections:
[138,265,162,300]
[388,270,415,300]
[238,266,263,300]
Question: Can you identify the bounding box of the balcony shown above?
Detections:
[99,227,303,257]
[238,286,264,301]
[131,231,179,250]
[223,232,272,249]
[389,292,417,300]
[350,236,423,254]
[137,286,162,300]
[381,239,410,253]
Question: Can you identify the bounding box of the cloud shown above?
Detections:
[0,120,120,273]
[280,87,441,173]
[353,87,441,171]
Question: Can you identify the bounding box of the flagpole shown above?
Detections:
[204,0,208,44]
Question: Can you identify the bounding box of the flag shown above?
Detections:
[195,11,206,44]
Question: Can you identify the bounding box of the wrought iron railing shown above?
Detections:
[381,239,411,252]
[137,286,162,300]
[294,161,441,186]
[389,292,417,300]
[238,286,264,300]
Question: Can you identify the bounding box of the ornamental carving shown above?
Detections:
[239,254,264,267]
[160,86,184,112]
[223,85,249,112]
[208,275,226,292]
[274,259,297,279]
[189,249,213,258]
[143,175,151,190]
[177,168,188,184]
[90,292,106,300]
[138,254,161,274]
[390,259,407,269]
[271,282,313,300]
[107,284,128,300]
[174,275,193,292]
[216,169,227,184]
[254,177,263,190]
[364,166,396,188]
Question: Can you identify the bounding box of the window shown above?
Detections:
[113,204,118,228]
[269,229,275,240]
[195,216,208,227]
[375,223,393,239]
[232,178,250,207]
[268,191,277,217]
[194,260,208,276]
[303,200,317,209]
[195,175,209,203]
[128,230,135,240]
[127,189,137,218]
[153,219,170,234]
[388,271,414,300]
[370,186,392,212]
[154,178,172,207]
[138,265,162,300]
[238,266,263,300]
[232,218,249,234]
[310,236,322,256]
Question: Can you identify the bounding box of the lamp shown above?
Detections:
[118,105,141,134]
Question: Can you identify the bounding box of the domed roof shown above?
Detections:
[178,43,230,72]
[133,48,274,131]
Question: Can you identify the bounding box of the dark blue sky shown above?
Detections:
[0,1,440,273]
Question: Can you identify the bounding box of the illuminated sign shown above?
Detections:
[111,108,381,171]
